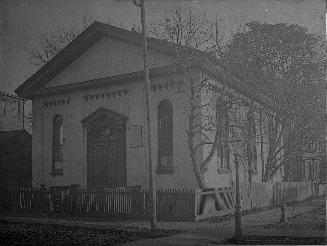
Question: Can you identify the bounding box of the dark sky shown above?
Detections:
[0,0,325,94]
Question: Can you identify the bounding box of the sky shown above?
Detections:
[0,0,325,94]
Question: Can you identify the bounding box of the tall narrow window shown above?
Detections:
[216,98,230,173]
[157,100,173,173]
[0,100,6,115]
[12,101,21,117]
[17,102,21,117]
[52,114,63,176]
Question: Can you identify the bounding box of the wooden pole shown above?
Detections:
[135,0,157,230]
[234,154,243,240]
[22,100,25,130]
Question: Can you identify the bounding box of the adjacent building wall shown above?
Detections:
[0,92,26,131]
[0,130,32,187]
[200,76,282,188]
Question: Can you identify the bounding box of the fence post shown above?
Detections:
[273,183,276,207]
[280,203,287,223]
[194,189,201,221]
[233,154,243,240]
[6,189,9,212]
[40,184,49,214]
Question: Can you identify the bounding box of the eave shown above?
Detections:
[22,65,179,99]
[200,63,274,110]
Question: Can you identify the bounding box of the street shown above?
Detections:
[226,204,326,245]
[0,220,177,246]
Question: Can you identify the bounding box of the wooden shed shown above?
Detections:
[0,130,32,188]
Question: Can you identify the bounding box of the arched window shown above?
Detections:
[157,100,173,173]
[52,115,63,175]
[216,98,230,173]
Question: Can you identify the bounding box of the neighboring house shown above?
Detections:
[0,130,32,187]
[284,135,325,183]
[0,92,32,187]
[16,21,279,189]
[0,91,27,131]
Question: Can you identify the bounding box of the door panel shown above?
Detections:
[87,124,126,188]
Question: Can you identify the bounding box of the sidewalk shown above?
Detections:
[1,196,326,245]
[121,196,326,245]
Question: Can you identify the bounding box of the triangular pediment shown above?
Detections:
[44,36,175,88]
[81,107,127,129]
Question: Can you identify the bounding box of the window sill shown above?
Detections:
[51,169,63,177]
[217,167,232,174]
[157,166,174,174]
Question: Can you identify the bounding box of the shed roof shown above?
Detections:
[0,130,31,145]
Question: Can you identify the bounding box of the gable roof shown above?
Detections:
[15,21,273,109]
[0,130,31,145]
[15,21,209,98]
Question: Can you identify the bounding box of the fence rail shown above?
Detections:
[1,187,49,213]
[157,189,195,221]
[0,187,196,221]
[240,181,316,210]
[63,188,148,219]
[1,182,325,221]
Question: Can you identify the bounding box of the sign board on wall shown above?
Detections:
[129,125,143,148]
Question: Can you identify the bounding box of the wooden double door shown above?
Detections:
[87,122,126,188]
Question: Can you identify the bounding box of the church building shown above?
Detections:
[16,21,274,189]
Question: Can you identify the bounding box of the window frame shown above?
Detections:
[0,100,6,116]
[157,100,174,174]
[216,98,231,174]
[51,114,64,176]
[16,102,21,117]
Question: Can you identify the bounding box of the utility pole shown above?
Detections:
[133,0,157,230]
[234,153,243,241]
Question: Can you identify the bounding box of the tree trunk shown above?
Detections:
[193,165,208,190]
[188,138,208,190]
[263,162,272,182]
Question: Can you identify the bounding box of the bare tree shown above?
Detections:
[28,25,81,67]
[27,15,127,67]
[148,7,210,48]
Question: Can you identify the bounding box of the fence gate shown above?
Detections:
[50,187,69,213]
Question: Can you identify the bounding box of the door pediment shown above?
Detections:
[82,107,127,129]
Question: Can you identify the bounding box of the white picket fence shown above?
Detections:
[240,181,325,210]
[194,181,326,220]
